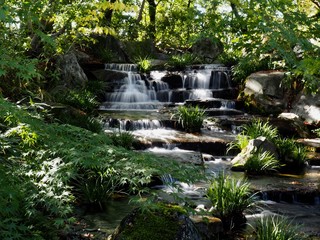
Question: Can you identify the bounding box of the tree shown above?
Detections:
[0,0,126,99]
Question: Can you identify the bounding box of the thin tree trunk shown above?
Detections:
[137,0,146,24]
[147,0,156,40]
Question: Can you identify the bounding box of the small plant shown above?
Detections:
[137,56,152,73]
[276,138,307,171]
[313,128,320,137]
[254,215,305,240]
[227,133,249,152]
[72,166,120,210]
[110,130,136,149]
[172,105,206,133]
[207,171,256,229]
[244,150,280,175]
[243,118,278,141]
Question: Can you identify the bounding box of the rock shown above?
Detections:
[191,37,224,63]
[242,70,287,114]
[190,215,223,239]
[109,206,202,240]
[231,137,278,167]
[58,52,88,87]
[161,74,183,89]
[275,114,310,138]
[290,91,320,125]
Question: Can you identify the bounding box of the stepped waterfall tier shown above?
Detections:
[99,64,237,111]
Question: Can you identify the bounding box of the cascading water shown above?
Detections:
[100,63,234,110]
[102,64,160,110]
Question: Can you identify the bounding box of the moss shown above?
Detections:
[116,204,187,240]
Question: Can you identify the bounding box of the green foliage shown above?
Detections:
[313,128,320,137]
[109,130,136,149]
[206,172,256,228]
[54,109,102,133]
[136,56,152,73]
[227,133,249,153]
[232,56,271,84]
[166,53,198,70]
[276,138,307,170]
[172,105,206,133]
[244,150,280,175]
[0,97,204,238]
[72,166,120,210]
[61,89,99,113]
[243,119,278,141]
[254,215,305,240]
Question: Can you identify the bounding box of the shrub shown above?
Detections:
[244,150,280,175]
[206,172,256,229]
[254,215,305,240]
[172,105,206,133]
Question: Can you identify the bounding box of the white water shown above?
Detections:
[101,63,232,110]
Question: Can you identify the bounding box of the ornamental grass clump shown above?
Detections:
[243,118,278,141]
[244,150,280,175]
[276,138,307,172]
[173,105,206,133]
[207,172,256,229]
[254,215,305,240]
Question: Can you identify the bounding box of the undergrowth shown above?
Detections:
[0,97,203,239]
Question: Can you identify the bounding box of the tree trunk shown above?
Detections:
[137,0,146,24]
[147,0,157,40]
[104,0,117,26]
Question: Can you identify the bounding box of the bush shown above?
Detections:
[254,215,305,240]
[206,172,256,229]
[172,105,206,133]
[244,150,280,175]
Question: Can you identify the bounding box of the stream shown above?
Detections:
[86,64,320,239]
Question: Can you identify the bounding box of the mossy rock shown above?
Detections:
[109,204,201,240]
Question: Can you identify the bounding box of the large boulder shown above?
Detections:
[191,37,223,63]
[58,52,88,88]
[289,91,320,125]
[109,205,202,240]
[242,71,287,114]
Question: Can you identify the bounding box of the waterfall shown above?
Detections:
[100,63,234,110]
[103,64,160,110]
[105,118,163,131]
